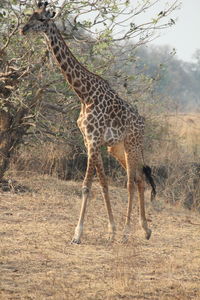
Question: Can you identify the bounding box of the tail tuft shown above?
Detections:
[143,165,156,201]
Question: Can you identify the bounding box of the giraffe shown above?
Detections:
[20,1,156,244]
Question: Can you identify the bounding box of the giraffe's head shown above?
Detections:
[20,1,55,35]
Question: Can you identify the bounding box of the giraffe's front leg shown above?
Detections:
[95,153,116,241]
[71,186,90,244]
[71,150,95,244]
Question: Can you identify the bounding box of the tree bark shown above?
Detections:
[0,110,13,180]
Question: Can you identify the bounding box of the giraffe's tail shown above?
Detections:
[143,165,156,201]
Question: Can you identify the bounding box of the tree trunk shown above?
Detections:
[0,108,28,181]
[0,110,13,180]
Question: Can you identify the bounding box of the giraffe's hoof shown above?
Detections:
[71,238,81,244]
[145,229,152,240]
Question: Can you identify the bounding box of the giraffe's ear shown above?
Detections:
[45,10,56,19]
[49,11,56,18]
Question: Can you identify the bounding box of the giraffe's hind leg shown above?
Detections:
[108,142,151,241]
[108,143,140,242]
[108,143,133,242]
[137,176,152,240]
[124,140,151,240]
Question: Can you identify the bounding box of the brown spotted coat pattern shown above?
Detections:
[21,6,152,244]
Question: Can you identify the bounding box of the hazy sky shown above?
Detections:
[151,0,200,62]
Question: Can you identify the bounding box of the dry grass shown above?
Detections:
[148,113,200,209]
[165,113,200,157]
[1,174,200,300]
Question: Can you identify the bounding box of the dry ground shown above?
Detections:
[1,174,200,300]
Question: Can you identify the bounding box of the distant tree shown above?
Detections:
[192,49,200,83]
[123,44,200,112]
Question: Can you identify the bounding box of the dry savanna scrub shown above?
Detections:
[1,174,200,300]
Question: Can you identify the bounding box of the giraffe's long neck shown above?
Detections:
[45,22,107,103]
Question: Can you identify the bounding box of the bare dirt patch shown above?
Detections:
[1,175,200,299]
